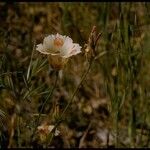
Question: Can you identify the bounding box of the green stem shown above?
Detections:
[60,59,93,119]
[51,59,94,135]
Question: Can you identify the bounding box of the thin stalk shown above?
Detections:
[49,58,94,138]
[59,58,93,121]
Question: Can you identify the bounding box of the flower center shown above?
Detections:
[54,37,64,47]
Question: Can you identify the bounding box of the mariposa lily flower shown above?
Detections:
[36,33,82,70]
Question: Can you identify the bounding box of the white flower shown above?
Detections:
[36,33,82,58]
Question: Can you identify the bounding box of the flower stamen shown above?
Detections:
[54,37,64,47]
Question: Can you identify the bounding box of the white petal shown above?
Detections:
[61,36,73,50]
[43,36,55,53]
[60,43,73,56]
[36,44,50,54]
[60,38,74,57]
[64,36,73,44]
[62,43,82,58]
[43,35,62,54]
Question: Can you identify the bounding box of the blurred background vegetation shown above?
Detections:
[0,2,150,148]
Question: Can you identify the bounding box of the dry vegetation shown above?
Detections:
[0,2,150,148]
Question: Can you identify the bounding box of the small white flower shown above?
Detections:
[36,33,82,58]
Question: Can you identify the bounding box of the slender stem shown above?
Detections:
[31,71,59,141]
[53,59,94,132]
[61,59,93,119]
